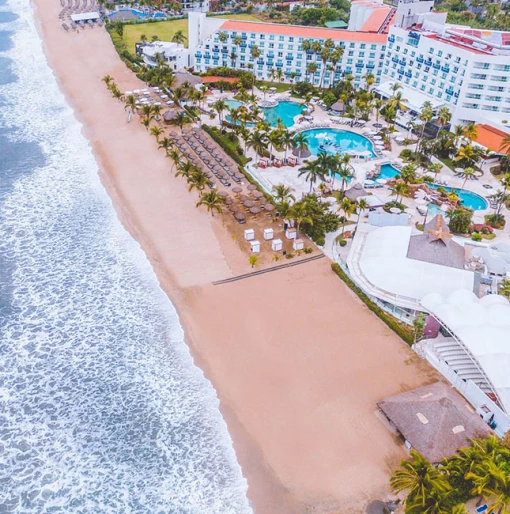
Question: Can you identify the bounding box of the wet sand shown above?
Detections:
[32,3,436,511]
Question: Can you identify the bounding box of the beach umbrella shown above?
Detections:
[239,194,249,202]
[232,186,242,194]
[218,190,228,197]
[252,191,264,199]
[247,184,257,191]
[376,178,387,185]
[225,198,233,205]
[264,204,275,212]
[244,200,255,208]
[250,207,261,214]
[235,212,246,221]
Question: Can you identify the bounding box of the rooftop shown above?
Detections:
[360,7,393,33]
[407,215,466,270]
[421,291,510,415]
[219,20,388,43]
[324,20,348,29]
[378,381,492,462]
[473,124,510,153]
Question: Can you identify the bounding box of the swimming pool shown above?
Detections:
[378,163,401,180]
[225,100,303,128]
[302,128,376,158]
[112,9,165,19]
[429,184,488,211]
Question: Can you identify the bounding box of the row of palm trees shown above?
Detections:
[391,435,510,514]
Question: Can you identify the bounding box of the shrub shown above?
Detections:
[339,239,347,247]
[202,124,248,166]
[399,149,414,161]
[303,247,313,254]
[448,206,473,234]
[285,252,295,259]
[472,233,482,242]
[330,263,414,345]
[485,213,506,229]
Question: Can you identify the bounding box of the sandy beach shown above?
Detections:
[32,2,437,511]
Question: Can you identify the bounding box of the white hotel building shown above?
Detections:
[188,12,390,88]
[187,1,510,130]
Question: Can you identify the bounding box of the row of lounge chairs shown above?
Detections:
[170,129,245,186]
[331,118,367,128]
[291,121,332,133]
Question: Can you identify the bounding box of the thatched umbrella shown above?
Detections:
[239,194,249,202]
[264,204,275,212]
[250,207,261,215]
[232,186,242,194]
[229,205,240,213]
[234,212,246,222]
[252,191,264,199]
[244,200,255,208]
[225,198,233,205]
[218,190,228,197]
[247,184,257,191]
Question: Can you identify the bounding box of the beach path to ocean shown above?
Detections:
[33,2,436,512]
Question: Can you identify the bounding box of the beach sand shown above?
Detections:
[32,3,437,511]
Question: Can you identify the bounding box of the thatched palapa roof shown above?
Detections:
[344,183,368,200]
[378,381,491,462]
[331,101,345,113]
[173,71,202,89]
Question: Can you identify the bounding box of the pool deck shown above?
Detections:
[198,88,510,257]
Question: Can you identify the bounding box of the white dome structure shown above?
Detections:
[421,292,510,414]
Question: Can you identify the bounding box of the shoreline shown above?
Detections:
[31,3,437,512]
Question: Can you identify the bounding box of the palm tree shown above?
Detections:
[315,151,335,187]
[188,169,211,195]
[250,45,261,94]
[102,75,114,87]
[140,34,147,43]
[399,163,418,185]
[293,132,309,163]
[172,111,192,130]
[338,197,356,234]
[167,149,181,172]
[391,450,451,509]
[281,130,294,163]
[212,98,227,128]
[158,135,173,151]
[218,31,228,44]
[268,129,282,161]
[389,90,407,113]
[150,125,164,141]
[272,184,295,204]
[463,122,478,143]
[437,106,452,129]
[141,117,152,131]
[499,278,510,299]
[455,144,481,168]
[124,94,137,116]
[337,154,354,193]
[196,190,224,216]
[306,62,318,85]
[248,130,269,165]
[373,98,385,126]
[175,159,196,179]
[298,160,326,192]
[356,198,368,229]
[417,101,434,154]
[391,182,408,204]
[461,167,476,189]
[288,201,312,237]
[319,47,331,88]
[172,29,187,45]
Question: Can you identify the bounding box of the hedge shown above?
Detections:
[331,263,415,345]
[106,27,141,74]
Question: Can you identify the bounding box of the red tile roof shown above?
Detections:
[360,7,392,33]
[219,20,388,43]
[201,76,239,83]
[474,124,510,152]
[424,33,491,55]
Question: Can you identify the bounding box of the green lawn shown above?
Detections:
[123,14,262,53]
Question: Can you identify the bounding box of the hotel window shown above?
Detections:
[391,72,395,78]
[431,78,436,85]
[420,84,426,91]
[260,35,265,39]
[360,44,366,49]
[278,44,283,49]
[298,37,303,43]
[349,43,355,48]
[348,51,354,56]
[278,51,283,57]
[403,48,408,54]
[466,93,482,99]
[428,47,434,54]
[289,37,294,42]
[279,36,284,41]
[269,43,274,48]
[413,80,418,87]
[260,43,265,48]
[370,53,375,58]
[485,96,502,102]
[471,73,487,80]
[455,56,460,63]
[269,35,274,40]
[297,53,302,59]
[371,44,377,50]
[482,105,499,111]
[437,92,442,98]
[359,52,365,57]
[348,58,353,64]
[296,61,302,67]
[438,50,443,57]
[429,87,434,94]
[288,45,294,50]
[441,72,447,79]
[411,51,415,57]
[433,70,438,76]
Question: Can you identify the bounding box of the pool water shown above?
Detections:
[113,9,165,19]
[379,163,400,180]
[303,128,376,157]
[429,184,488,211]
[225,100,303,128]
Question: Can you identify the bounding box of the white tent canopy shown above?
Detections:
[358,226,474,304]
[421,291,510,414]
[71,12,99,22]
[375,80,445,113]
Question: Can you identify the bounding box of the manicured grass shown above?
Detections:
[256,80,293,92]
[123,14,262,53]
[123,18,188,52]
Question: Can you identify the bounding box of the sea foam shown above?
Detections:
[0,1,252,512]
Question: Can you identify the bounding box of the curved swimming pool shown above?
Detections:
[225,100,304,128]
[302,128,376,158]
[429,184,488,211]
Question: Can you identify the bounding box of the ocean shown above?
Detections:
[0,1,252,512]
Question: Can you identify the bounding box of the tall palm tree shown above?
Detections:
[196,190,224,216]
[338,197,356,234]
[461,167,476,189]
[463,123,478,143]
[306,62,318,85]
[298,160,326,192]
[268,129,282,161]
[391,182,408,204]
[417,101,434,154]
[247,130,269,165]
[188,169,211,195]
[337,154,354,193]
[175,159,197,179]
[150,125,164,141]
[172,111,192,130]
[373,98,385,126]
[250,44,261,94]
[391,450,451,509]
[281,130,295,163]
[272,184,295,204]
[293,132,309,163]
[437,106,452,129]
[172,29,187,45]
[158,136,173,155]
[288,201,312,237]
[212,98,227,128]
[124,94,137,116]
[356,198,368,229]
[167,149,181,172]
[319,47,331,88]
